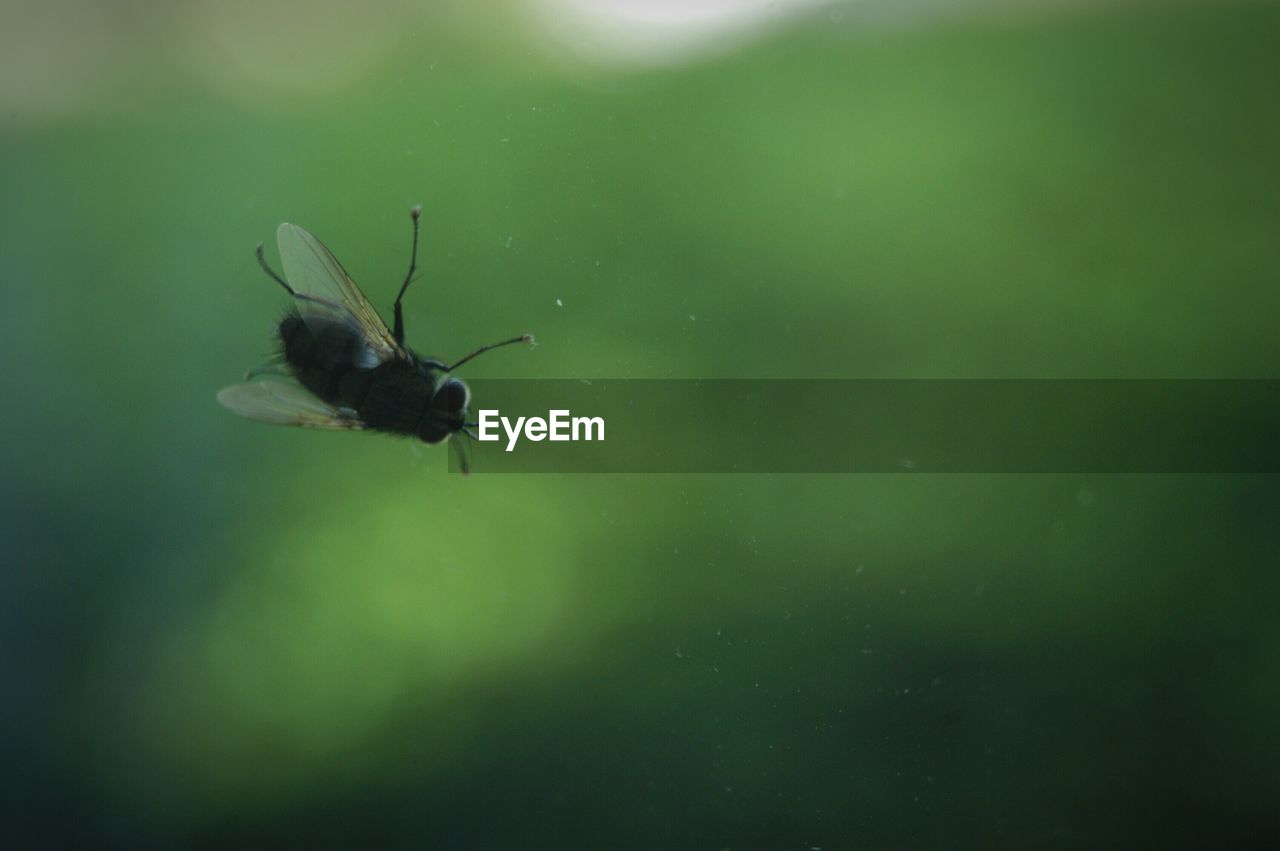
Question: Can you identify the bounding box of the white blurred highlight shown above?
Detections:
[527,0,840,67]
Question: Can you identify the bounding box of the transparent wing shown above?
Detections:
[217,378,364,430]
[276,222,404,363]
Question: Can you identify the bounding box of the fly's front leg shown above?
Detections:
[393,205,423,345]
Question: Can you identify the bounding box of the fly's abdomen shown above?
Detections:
[279,313,372,406]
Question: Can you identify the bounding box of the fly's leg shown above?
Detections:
[451,430,473,476]
[393,204,422,345]
[256,243,293,295]
[445,334,535,372]
[256,242,348,314]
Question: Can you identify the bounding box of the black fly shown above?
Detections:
[218,206,533,473]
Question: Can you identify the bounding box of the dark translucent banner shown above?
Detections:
[452,380,1280,473]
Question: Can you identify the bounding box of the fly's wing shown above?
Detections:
[217,378,364,430]
[276,223,404,364]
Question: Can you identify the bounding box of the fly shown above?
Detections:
[217,205,533,473]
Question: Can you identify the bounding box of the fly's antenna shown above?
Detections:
[445,334,535,372]
[256,243,295,295]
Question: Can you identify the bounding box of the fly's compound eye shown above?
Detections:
[420,378,471,444]
[438,378,470,417]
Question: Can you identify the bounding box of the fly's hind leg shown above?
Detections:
[255,242,347,314]
[256,243,294,295]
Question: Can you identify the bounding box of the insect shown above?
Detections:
[217,206,533,473]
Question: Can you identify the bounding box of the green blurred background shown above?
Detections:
[3,0,1278,846]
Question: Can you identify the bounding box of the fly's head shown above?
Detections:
[418,377,470,444]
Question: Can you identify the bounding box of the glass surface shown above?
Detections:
[3,1,1277,845]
